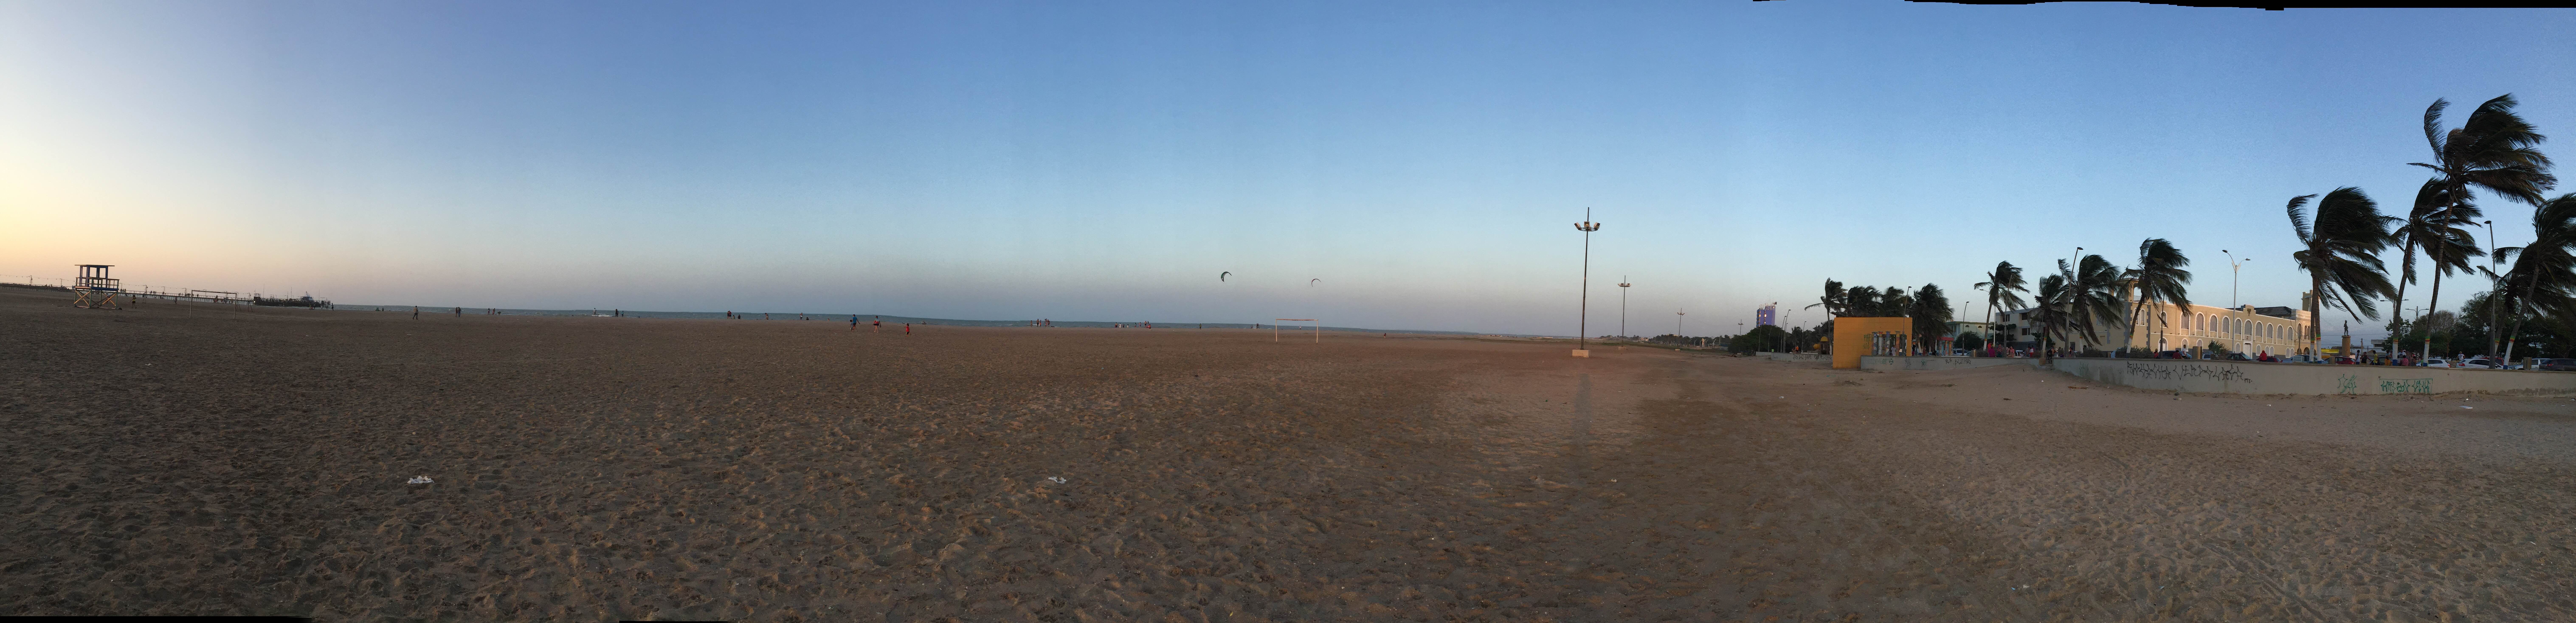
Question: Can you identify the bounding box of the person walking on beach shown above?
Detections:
[412,306,419,320]
[904,323,912,334]
[873,317,882,332]
[850,315,860,330]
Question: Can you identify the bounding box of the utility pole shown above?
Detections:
[1619,277,1631,338]
[2220,249,2250,311]
[1573,209,1601,357]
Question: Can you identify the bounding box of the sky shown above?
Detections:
[4,2,2573,337]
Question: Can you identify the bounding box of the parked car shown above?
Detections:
[2335,356,2361,364]
[2459,358,2501,369]
[2222,352,2252,361]
[2537,358,2576,372]
[2421,358,2452,368]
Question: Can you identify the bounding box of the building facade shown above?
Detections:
[1994,301,2314,356]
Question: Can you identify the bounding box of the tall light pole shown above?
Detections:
[1574,209,1601,357]
[1676,307,1685,338]
[1618,277,1631,338]
[2220,250,2251,310]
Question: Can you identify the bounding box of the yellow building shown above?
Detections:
[1829,317,1913,369]
[1993,301,2314,356]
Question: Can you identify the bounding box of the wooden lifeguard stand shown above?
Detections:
[72,264,122,309]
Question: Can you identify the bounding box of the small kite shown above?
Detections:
[1220,271,1230,282]
[1310,279,1320,287]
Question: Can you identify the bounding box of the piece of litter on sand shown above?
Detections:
[1046,476,1067,484]
[2463,406,2475,409]
[407,476,434,484]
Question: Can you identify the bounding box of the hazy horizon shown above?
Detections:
[7,2,2574,338]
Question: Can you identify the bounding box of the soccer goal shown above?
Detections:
[1275,319,1318,343]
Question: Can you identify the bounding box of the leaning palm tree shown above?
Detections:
[1973,261,2029,352]
[2387,180,2452,336]
[1805,279,1847,317]
[2030,274,2068,358]
[2392,178,2486,360]
[2031,256,2122,361]
[2498,193,2576,365]
[2411,95,2555,356]
[2413,95,2555,209]
[2286,188,2400,355]
[2120,239,2193,354]
[2061,255,2125,356]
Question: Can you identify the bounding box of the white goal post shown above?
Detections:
[1276,319,1317,343]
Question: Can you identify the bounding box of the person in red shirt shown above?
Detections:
[904,323,911,334]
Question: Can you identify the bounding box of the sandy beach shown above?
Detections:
[5,287,2573,621]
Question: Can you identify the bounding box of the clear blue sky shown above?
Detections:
[5,2,2572,337]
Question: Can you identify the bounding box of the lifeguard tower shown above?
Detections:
[72,264,122,309]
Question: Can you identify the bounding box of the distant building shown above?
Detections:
[1996,301,2314,356]
[1942,320,1992,339]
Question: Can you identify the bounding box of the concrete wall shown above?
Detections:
[2049,358,2576,396]
[1858,356,2037,372]
[1759,352,1828,362]
[1844,356,2576,395]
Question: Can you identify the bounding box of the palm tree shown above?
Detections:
[2498,193,2576,365]
[2286,188,2400,355]
[1845,286,1883,317]
[1805,279,1847,317]
[2120,239,2192,355]
[2064,255,2125,356]
[2387,179,2453,338]
[2031,273,2067,358]
[1909,283,1952,354]
[1973,261,2028,353]
[2410,94,2556,358]
[2032,255,2122,361]
[2392,179,2487,360]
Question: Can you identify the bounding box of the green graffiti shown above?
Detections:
[2378,378,2433,394]
[2336,375,2359,394]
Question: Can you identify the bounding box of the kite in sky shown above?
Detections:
[1310,279,1319,287]
[1220,271,1230,282]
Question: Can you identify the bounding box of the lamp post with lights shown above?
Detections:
[1574,210,1601,357]
[1619,277,1631,339]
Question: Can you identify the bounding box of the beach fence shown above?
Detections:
[2,273,263,306]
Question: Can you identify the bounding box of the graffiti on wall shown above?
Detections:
[2119,362,2251,384]
[2378,378,2434,394]
[2336,374,2359,394]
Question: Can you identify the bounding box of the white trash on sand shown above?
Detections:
[407,476,435,484]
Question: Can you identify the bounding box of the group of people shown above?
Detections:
[847,316,909,333]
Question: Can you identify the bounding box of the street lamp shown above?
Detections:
[2220,250,2251,310]
[1619,277,1631,338]
[1574,209,1601,358]
[1676,307,1685,339]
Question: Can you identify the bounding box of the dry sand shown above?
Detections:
[4,287,2573,621]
